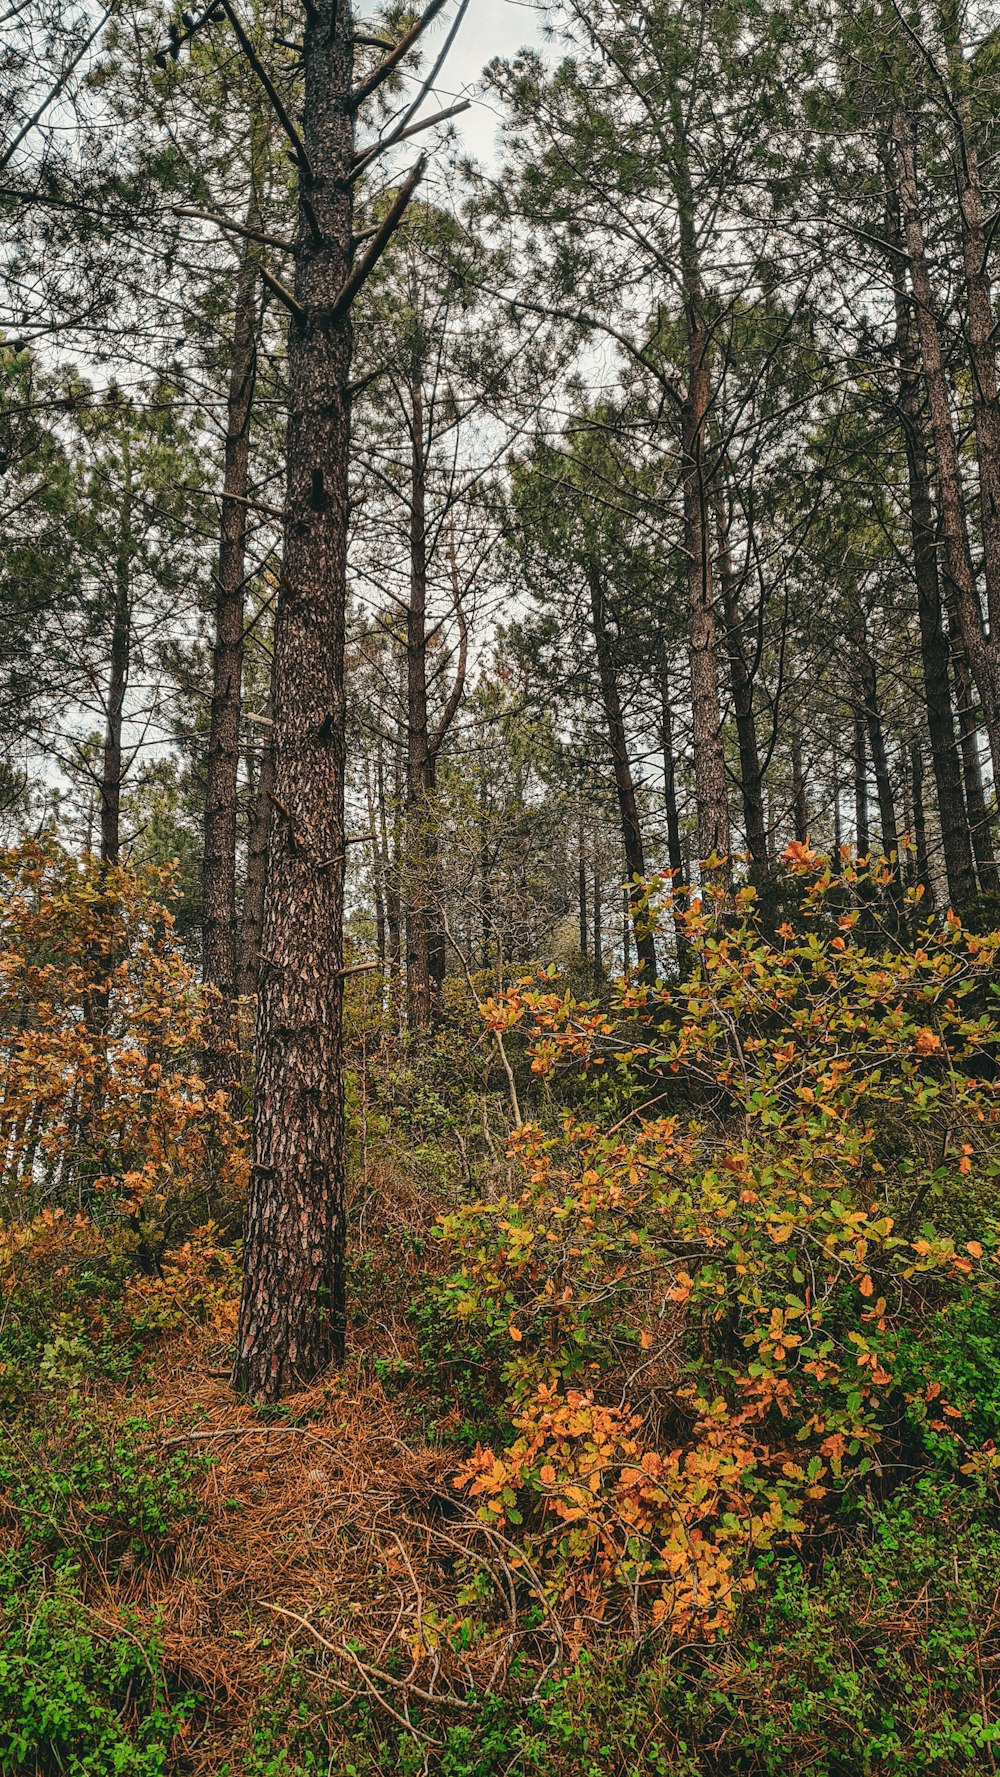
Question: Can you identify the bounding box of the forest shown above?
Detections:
[4,0,1000,1770]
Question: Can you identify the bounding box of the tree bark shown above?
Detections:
[911,741,934,907]
[593,863,603,977]
[235,697,273,1004]
[234,0,357,1399]
[857,639,899,860]
[404,383,435,1029]
[577,824,587,962]
[892,265,977,909]
[715,494,767,882]
[951,635,1000,893]
[202,184,262,1094]
[365,751,386,974]
[893,107,1000,782]
[941,39,1000,639]
[100,442,132,866]
[854,706,870,857]
[658,650,688,970]
[589,563,657,983]
[673,128,730,872]
[791,738,808,845]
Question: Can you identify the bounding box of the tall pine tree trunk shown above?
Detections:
[715,493,767,882]
[892,261,977,909]
[942,39,1000,639]
[854,706,870,857]
[951,636,1000,894]
[405,383,435,1029]
[672,119,730,871]
[100,446,132,866]
[857,639,899,859]
[202,185,262,1093]
[589,563,657,983]
[234,0,357,1398]
[236,697,273,1004]
[658,650,688,970]
[893,107,1000,781]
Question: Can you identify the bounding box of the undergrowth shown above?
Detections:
[4,844,1000,1772]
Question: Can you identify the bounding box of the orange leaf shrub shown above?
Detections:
[0,842,247,1368]
[439,854,1000,1638]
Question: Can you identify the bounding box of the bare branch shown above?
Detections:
[352,0,452,106]
[331,158,425,320]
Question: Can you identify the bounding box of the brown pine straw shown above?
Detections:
[6,1323,563,1775]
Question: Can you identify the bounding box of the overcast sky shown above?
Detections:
[359,0,547,170]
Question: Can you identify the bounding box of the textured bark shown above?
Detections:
[716,495,767,881]
[403,406,466,1029]
[658,652,688,971]
[364,752,386,973]
[593,864,603,977]
[387,731,404,1027]
[791,739,807,845]
[236,691,273,1005]
[911,742,934,908]
[951,637,1000,894]
[100,447,132,865]
[854,707,870,857]
[577,826,587,962]
[857,641,899,860]
[674,131,730,871]
[944,59,1000,639]
[893,108,1000,782]
[892,271,977,909]
[589,564,657,983]
[202,188,262,1093]
[404,382,434,1028]
[233,0,357,1399]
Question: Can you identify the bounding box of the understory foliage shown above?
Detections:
[0,841,246,1396]
[438,848,1000,1642]
[4,844,1000,1772]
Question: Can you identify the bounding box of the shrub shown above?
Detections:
[433,851,1000,1637]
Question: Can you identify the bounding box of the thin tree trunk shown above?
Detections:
[234,1,357,1399]
[854,707,870,857]
[236,689,274,1004]
[388,727,404,1029]
[593,863,603,978]
[589,563,657,982]
[100,445,131,865]
[893,107,1000,781]
[911,741,934,907]
[791,739,807,844]
[892,268,977,908]
[375,734,400,1015]
[578,824,587,962]
[202,184,262,1093]
[715,494,767,881]
[365,751,386,974]
[673,125,730,872]
[404,383,435,1030]
[857,641,899,860]
[951,636,1000,893]
[659,651,688,969]
[942,44,1000,639]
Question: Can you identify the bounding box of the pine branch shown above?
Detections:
[352,98,470,177]
[331,157,425,319]
[218,0,312,179]
[173,205,295,255]
[352,0,452,106]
